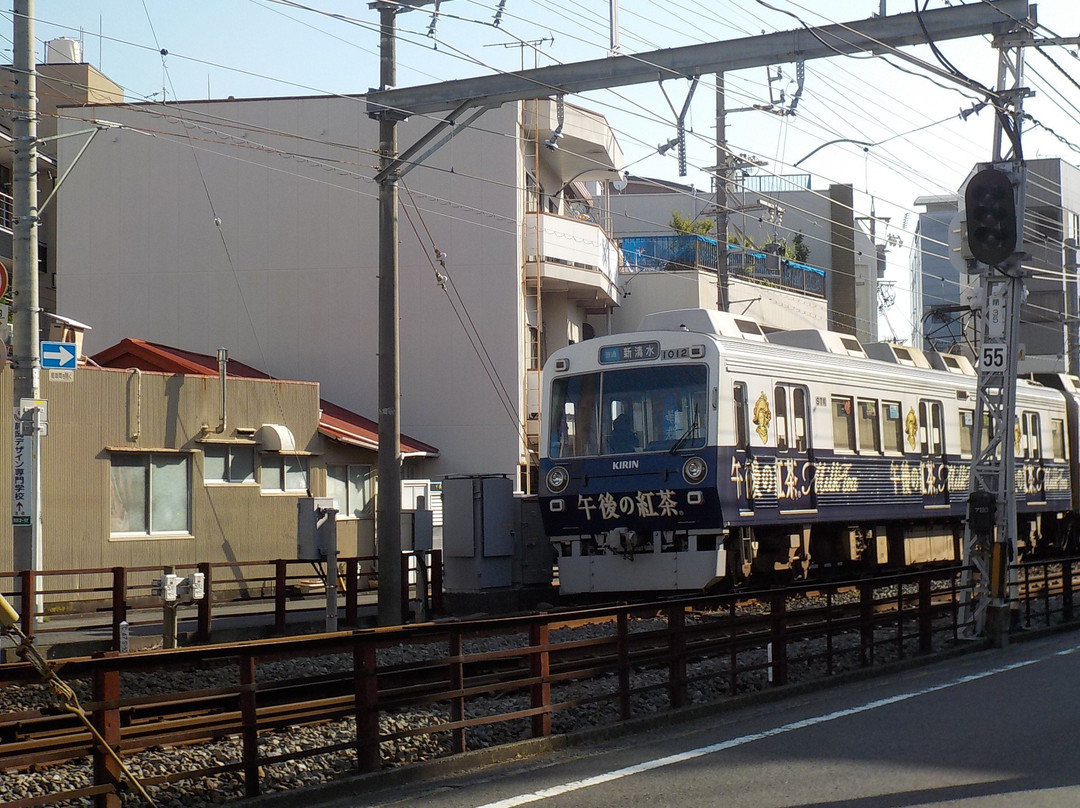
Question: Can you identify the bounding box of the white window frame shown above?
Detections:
[260,453,309,494]
[109,451,192,539]
[326,463,375,519]
[202,443,256,485]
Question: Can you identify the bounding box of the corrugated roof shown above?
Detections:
[91,338,439,457]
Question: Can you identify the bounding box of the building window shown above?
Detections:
[261,454,308,493]
[203,444,256,484]
[327,464,374,518]
[110,453,191,536]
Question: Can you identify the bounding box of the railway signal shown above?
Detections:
[965,166,1019,267]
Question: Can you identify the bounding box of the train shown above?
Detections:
[538,308,1080,595]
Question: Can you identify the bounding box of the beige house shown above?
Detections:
[0,338,437,576]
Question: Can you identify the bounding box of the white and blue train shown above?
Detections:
[539,308,1080,595]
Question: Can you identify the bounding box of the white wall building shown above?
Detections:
[56,95,622,491]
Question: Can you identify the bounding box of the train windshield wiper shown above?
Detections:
[670,407,700,454]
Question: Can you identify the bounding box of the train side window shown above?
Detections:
[919,400,944,456]
[831,396,855,452]
[793,387,810,452]
[882,401,904,453]
[960,409,975,458]
[1024,412,1041,460]
[733,382,750,450]
[774,385,790,452]
[857,399,881,453]
[1051,418,1066,460]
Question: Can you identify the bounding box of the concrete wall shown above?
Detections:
[56,98,527,482]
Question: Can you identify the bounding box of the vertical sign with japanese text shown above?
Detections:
[12,421,32,526]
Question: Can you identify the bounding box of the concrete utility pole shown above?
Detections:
[369,0,443,627]
[11,0,41,582]
[372,0,404,628]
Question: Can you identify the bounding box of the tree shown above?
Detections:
[785,233,810,263]
[668,210,714,236]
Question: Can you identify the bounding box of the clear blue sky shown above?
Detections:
[6,1,1079,340]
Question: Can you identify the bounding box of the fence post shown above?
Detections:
[197,562,212,643]
[353,638,381,772]
[530,621,551,737]
[617,610,631,720]
[430,549,443,614]
[274,560,287,635]
[769,592,788,687]
[667,606,687,708]
[860,580,875,667]
[400,553,410,624]
[1064,559,1074,623]
[92,652,123,808]
[111,567,127,652]
[449,628,466,754]
[918,574,933,653]
[345,557,359,627]
[19,568,34,642]
[239,652,260,797]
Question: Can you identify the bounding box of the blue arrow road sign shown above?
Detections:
[41,341,77,370]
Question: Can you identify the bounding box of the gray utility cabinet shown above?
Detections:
[442,475,514,591]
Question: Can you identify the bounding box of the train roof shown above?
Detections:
[767,328,867,358]
[636,308,769,342]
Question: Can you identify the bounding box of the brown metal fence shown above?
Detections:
[0,551,443,650]
[3,561,1080,806]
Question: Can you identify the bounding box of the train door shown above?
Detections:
[775,383,815,513]
[731,381,754,515]
[919,399,949,507]
[1021,410,1046,505]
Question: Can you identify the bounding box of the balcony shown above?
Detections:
[619,234,825,298]
[526,212,621,305]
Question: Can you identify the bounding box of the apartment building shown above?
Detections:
[55,95,622,491]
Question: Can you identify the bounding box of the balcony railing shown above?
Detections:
[526,212,621,304]
[619,234,825,298]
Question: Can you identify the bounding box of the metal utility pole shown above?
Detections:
[11,0,42,582]
[714,72,729,312]
[1066,238,1079,375]
[959,20,1031,644]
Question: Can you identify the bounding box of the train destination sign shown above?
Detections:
[598,341,660,364]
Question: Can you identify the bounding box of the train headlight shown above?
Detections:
[546,466,570,493]
[682,456,707,484]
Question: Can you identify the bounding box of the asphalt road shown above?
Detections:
[309,631,1080,808]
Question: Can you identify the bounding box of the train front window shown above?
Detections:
[549,364,708,457]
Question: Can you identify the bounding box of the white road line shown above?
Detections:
[471,643,1080,808]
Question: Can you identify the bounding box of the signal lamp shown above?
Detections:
[964,167,1018,266]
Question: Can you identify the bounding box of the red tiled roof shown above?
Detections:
[91,338,438,456]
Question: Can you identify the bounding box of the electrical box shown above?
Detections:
[297,497,337,560]
[442,475,514,591]
[151,574,182,602]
